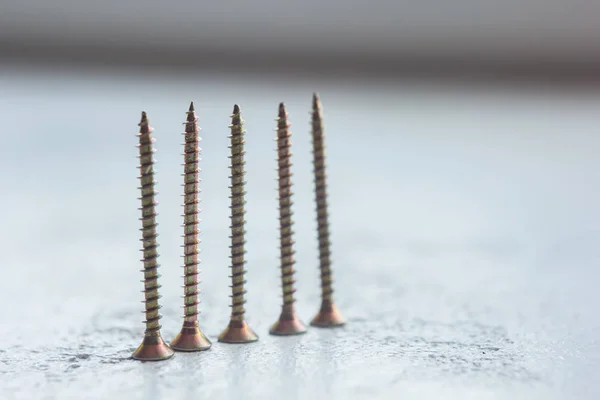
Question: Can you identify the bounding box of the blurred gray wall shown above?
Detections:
[1,0,599,79]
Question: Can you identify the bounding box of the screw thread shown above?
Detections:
[276,103,297,309]
[311,94,334,303]
[137,112,163,336]
[229,104,248,321]
[181,102,201,323]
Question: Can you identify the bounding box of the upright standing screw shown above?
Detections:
[309,93,345,328]
[269,103,307,336]
[218,104,259,344]
[132,111,174,361]
[170,102,212,352]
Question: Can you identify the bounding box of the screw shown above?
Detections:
[170,102,212,352]
[269,103,307,336]
[131,111,174,361]
[218,104,259,344]
[309,93,345,328]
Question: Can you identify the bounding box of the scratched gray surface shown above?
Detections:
[0,66,599,399]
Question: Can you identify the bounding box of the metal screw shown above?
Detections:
[170,102,212,352]
[218,104,259,343]
[269,103,307,336]
[132,111,174,361]
[309,93,345,328]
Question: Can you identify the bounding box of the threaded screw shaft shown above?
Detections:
[309,93,345,328]
[269,102,307,336]
[132,111,173,361]
[218,104,258,343]
[170,102,211,352]
[137,112,163,336]
[181,102,201,323]
[311,94,333,302]
[277,104,297,310]
[229,104,248,321]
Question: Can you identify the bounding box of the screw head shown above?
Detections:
[218,319,259,343]
[269,308,307,336]
[170,322,212,352]
[132,335,174,361]
[310,301,345,328]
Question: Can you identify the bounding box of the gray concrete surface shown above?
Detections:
[0,66,599,399]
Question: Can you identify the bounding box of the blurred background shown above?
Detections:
[1,2,599,399]
[1,0,600,82]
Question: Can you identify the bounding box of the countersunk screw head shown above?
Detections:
[132,335,175,361]
[309,93,345,328]
[171,320,212,351]
[310,300,345,328]
[269,305,307,336]
[218,319,259,343]
[270,102,307,336]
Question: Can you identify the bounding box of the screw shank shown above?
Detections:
[137,115,163,336]
[311,95,334,303]
[181,107,201,323]
[276,105,297,308]
[229,106,248,321]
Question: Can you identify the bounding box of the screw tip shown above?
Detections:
[312,93,321,108]
[233,104,240,114]
[139,111,150,133]
[186,102,196,123]
[278,102,287,118]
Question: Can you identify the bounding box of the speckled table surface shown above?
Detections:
[0,67,599,399]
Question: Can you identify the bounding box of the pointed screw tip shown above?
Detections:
[189,102,194,112]
[312,93,321,107]
[278,102,287,118]
[233,104,240,114]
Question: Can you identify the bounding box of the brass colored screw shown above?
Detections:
[218,104,259,344]
[269,103,307,336]
[132,111,174,361]
[170,102,212,352]
[309,93,345,328]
